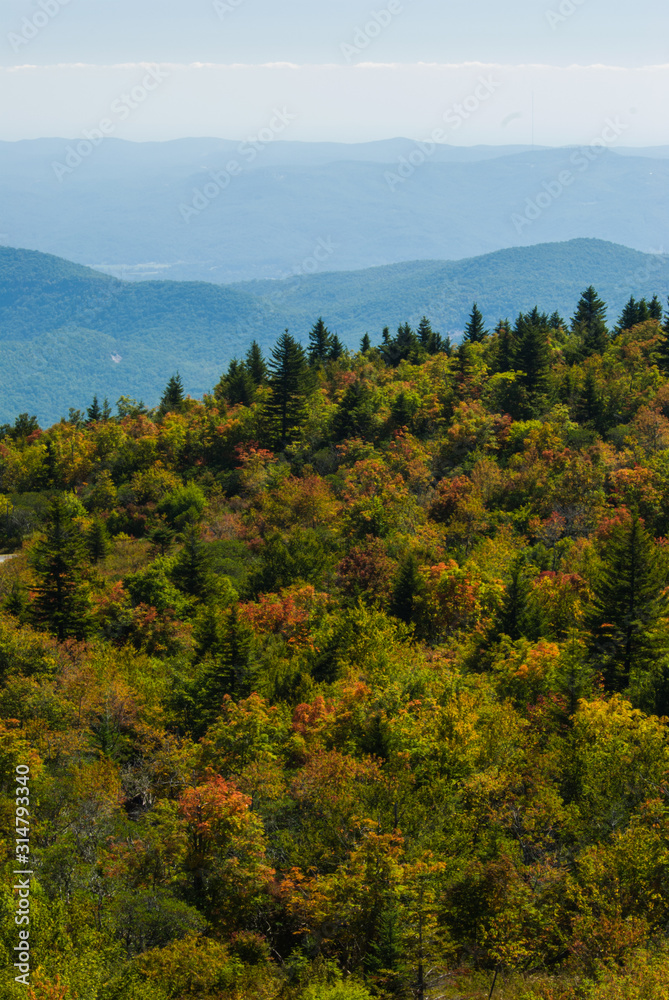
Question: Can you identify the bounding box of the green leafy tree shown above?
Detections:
[30,494,91,641]
[571,286,609,356]
[264,331,310,449]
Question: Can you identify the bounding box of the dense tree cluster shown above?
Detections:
[3,292,669,999]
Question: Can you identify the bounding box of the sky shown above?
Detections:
[1,0,668,145]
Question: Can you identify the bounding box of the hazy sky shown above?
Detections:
[1,0,668,144]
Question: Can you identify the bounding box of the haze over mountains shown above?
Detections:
[1,138,668,283]
[1,238,668,424]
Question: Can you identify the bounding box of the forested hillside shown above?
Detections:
[3,288,669,999]
[2,240,669,424]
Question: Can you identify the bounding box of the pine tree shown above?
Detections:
[264,331,310,449]
[571,286,609,356]
[193,607,256,734]
[649,294,663,321]
[160,372,185,413]
[617,297,650,332]
[361,333,372,354]
[245,340,267,385]
[101,398,112,420]
[171,525,212,600]
[496,557,532,641]
[308,317,333,365]
[87,395,102,423]
[493,319,515,372]
[463,303,488,343]
[390,553,423,625]
[218,359,254,406]
[30,495,91,641]
[86,517,111,565]
[513,308,551,417]
[587,516,669,694]
[329,334,344,360]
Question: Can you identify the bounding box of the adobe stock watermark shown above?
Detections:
[545,0,588,30]
[213,0,247,16]
[277,237,338,279]
[13,764,32,987]
[511,116,629,234]
[340,0,405,62]
[51,65,170,182]
[178,108,297,223]
[7,0,73,54]
[385,75,501,191]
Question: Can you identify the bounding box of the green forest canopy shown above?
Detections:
[3,290,669,999]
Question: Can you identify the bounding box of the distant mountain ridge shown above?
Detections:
[1,238,668,424]
[0,138,667,283]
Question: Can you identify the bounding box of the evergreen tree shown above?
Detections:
[417,316,444,354]
[361,333,372,354]
[160,373,185,413]
[649,294,663,321]
[493,319,515,372]
[245,340,267,385]
[587,516,669,695]
[664,297,669,336]
[329,334,345,360]
[87,395,102,423]
[390,553,423,625]
[101,397,112,420]
[171,525,212,600]
[308,317,333,365]
[217,359,255,406]
[192,607,256,734]
[513,308,551,417]
[86,517,111,565]
[496,557,533,641]
[549,311,566,331]
[30,495,91,641]
[571,286,609,356]
[463,303,488,343]
[617,297,650,332]
[264,331,310,449]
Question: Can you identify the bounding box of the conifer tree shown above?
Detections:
[361,333,372,354]
[160,372,185,414]
[571,286,609,356]
[496,557,533,641]
[463,303,488,343]
[390,553,423,625]
[101,398,112,420]
[86,517,111,565]
[587,515,669,694]
[264,331,310,449]
[245,340,267,385]
[329,334,344,360]
[87,395,102,423]
[218,359,254,406]
[308,317,333,365]
[30,495,91,641]
[171,525,212,600]
[493,319,515,372]
[193,607,256,734]
[513,308,551,417]
[617,297,650,332]
[649,294,663,321]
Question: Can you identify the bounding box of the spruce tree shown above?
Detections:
[171,525,212,600]
[101,398,112,420]
[513,308,551,417]
[86,518,111,565]
[587,516,669,694]
[329,334,344,360]
[493,320,515,372]
[30,495,91,641]
[496,557,532,641]
[87,395,102,423]
[571,286,608,356]
[264,331,310,449]
[245,341,267,385]
[463,303,488,343]
[361,333,372,354]
[160,372,185,413]
[390,553,423,625]
[218,359,254,406]
[617,297,650,332]
[308,317,333,365]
